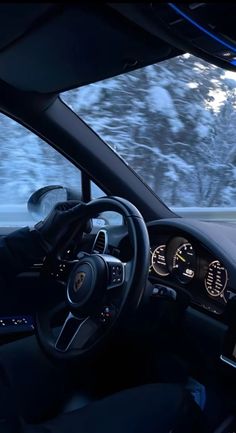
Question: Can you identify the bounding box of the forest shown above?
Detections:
[0,53,236,209]
[63,54,236,208]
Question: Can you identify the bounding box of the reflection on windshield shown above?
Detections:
[62,54,236,209]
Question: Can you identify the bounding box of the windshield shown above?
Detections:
[61,54,236,216]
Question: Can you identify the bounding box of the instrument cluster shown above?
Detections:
[149,235,232,314]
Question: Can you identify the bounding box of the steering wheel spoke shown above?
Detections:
[42,255,79,283]
[55,313,100,352]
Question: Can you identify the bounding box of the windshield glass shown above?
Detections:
[61,54,236,215]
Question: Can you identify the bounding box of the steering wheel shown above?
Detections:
[36,196,150,360]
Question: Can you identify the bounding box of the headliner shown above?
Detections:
[0,3,180,94]
[0,3,234,96]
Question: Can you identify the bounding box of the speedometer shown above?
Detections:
[205,260,228,297]
[172,242,196,284]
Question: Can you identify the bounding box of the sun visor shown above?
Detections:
[0,3,54,50]
[0,5,175,94]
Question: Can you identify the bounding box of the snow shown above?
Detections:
[224,70,236,81]
[1,53,236,213]
[193,62,207,70]
[147,86,174,113]
[187,82,199,89]
[61,54,236,208]
[67,85,102,110]
[147,86,184,132]
[207,89,226,112]
[195,124,209,139]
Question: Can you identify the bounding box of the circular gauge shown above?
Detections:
[172,242,196,284]
[151,245,169,276]
[205,260,228,297]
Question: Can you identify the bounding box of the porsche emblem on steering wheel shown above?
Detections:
[74,272,86,292]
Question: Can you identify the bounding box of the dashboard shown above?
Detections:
[1,216,236,340]
[149,232,232,315]
[115,218,236,316]
[147,219,236,315]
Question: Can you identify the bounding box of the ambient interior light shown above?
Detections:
[168,3,236,66]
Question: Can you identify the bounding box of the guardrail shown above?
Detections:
[0,205,34,228]
[172,207,236,222]
[0,205,235,231]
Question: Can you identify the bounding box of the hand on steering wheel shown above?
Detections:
[34,201,87,254]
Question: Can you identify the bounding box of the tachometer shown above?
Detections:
[205,260,228,297]
[172,242,196,284]
[151,245,169,276]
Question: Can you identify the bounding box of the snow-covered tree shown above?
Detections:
[63,54,236,207]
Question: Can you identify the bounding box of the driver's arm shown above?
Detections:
[0,201,85,277]
[0,227,48,277]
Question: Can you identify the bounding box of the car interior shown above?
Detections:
[0,3,236,433]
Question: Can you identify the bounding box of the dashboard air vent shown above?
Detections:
[92,230,107,254]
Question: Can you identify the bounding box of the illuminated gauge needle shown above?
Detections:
[176,253,186,263]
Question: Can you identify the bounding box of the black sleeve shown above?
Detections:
[0,227,47,277]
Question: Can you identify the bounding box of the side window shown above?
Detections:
[0,114,82,227]
[91,182,105,199]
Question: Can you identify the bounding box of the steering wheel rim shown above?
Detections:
[36,196,150,360]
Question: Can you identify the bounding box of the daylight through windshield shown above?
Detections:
[62,54,236,212]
